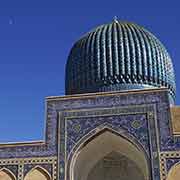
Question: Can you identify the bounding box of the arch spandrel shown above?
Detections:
[68,127,150,180]
[24,166,51,180]
[0,168,16,180]
[167,163,180,180]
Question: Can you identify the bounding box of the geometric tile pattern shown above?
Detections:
[0,157,57,180]
[0,88,179,180]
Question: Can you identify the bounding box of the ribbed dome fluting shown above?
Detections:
[65,20,176,103]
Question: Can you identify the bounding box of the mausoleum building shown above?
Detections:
[0,19,180,180]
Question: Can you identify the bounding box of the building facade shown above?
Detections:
[0,20,180,180]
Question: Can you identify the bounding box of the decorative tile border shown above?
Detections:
[160,151,180,180]
[0,156,57,180]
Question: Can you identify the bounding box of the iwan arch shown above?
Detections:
[0,19,180,180]
[70,128,149,180]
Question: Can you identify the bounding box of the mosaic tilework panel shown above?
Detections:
[166,158,180,172]
[158,105,180,152]
[161,135,180,151]
[66,114,149,155]
[0,89,173,159]
[0,144,57,159]
[59,103,162,180]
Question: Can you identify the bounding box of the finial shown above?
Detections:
[113,16,118,23]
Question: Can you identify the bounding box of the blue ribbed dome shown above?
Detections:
[65,20,176,103]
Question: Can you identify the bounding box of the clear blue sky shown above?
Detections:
[0,0,179,142]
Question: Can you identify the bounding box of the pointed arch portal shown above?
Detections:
[69,128,150,180]
[24,166,51,180]
[0,168,16,180]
